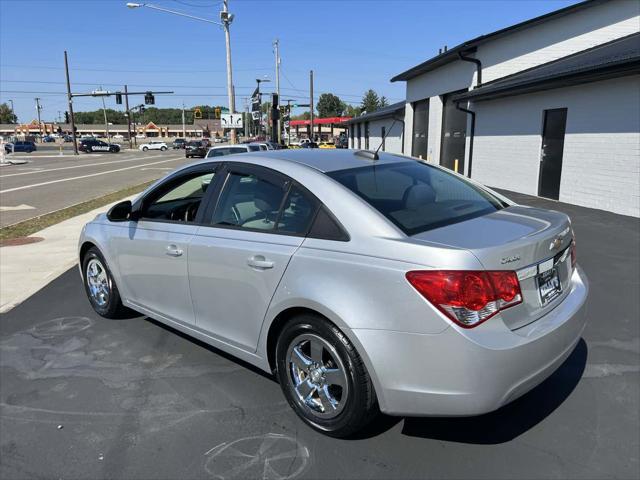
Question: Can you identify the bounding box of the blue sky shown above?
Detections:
[0,0,579,122]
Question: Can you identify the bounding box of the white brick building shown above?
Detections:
[359,0,639,216]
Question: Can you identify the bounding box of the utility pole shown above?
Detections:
[309,70,314,142]
[64,51,78,155]
[35,97,43,136]
[221,0,236,144]
[124,84,133,149]
[99,86,110,141]
[182,102,186,139]
[273,39,281,144]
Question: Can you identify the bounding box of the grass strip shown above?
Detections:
[0,180,154,241]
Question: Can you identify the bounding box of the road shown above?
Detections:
[0,148,192,227]
[0,191,638,479]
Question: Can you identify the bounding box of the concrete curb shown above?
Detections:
[0,197,133,313]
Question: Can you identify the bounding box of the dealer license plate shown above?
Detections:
[537,267,562,306]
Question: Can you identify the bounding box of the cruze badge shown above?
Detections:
[501,255,521,265]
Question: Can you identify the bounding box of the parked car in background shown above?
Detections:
[79,139,121,153]
[250,143,270,151]
[319,142,336,149]
[112,134,124,140]
[4,141,37,153]
[63,135,74,142]
[79,149,587,438]
[205,144,256,158]
[300,141,319,148]
[135,133,146,139]
[172,138,187,149]
[138,141,168,152]
[42,135,56,143]
[185,140,208,158]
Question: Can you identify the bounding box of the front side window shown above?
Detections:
[141,170,215,223]
[212,172,286,231]
[328,161,504,235]
[248,145,261,152]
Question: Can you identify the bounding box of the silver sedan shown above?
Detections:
[78,149,588,437]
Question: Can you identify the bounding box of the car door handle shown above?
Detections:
[166,245,183,257]
[247,255,274,269]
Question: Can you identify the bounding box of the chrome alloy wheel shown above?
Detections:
[286,333,349,419]
[86,258,110,307]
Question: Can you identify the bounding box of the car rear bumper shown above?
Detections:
[351,266,589,417]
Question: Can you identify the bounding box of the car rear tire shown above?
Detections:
[82,247,128,319]
[275,314,379,438]
[160,146,167,151]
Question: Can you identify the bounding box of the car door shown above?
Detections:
[188,163,319,351]
[111,164,219,325]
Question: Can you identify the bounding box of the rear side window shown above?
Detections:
[328,161,504,235]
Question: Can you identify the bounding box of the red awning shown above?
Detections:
[289,116,352,127]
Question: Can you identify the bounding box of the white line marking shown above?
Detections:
[0,204,36,211]
[0,154,171,177]
[0,157,183,194]
[140,167,174,171]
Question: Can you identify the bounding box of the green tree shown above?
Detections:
[0,103,17,123]
[361,89,381,114]
[379,96,389,108]
[291,111,311,121]
[316,93,345,118]
[343,104,362,117]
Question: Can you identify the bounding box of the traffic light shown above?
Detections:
[64,111,69,123]
[194,108,202,119]
[115,92,122,105]
[214,107,221,119]
[139,105,145,114]
[144,92,155,105]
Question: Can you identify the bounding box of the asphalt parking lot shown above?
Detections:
[0,191,638,479]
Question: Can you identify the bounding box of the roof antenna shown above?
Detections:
[355,117,400,161]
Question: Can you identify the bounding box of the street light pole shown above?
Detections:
[309,70,314,142]
[221,0,236,144]
[126,2,236,143]
[273,38,281,144]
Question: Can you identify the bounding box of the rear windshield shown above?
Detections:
[187,141,200,147]
[328,161,505,235]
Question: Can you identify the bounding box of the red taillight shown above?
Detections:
[406,270,523,328]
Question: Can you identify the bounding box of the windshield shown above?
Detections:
[328,161,505,235]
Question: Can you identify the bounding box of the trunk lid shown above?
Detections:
[412,205,574,330]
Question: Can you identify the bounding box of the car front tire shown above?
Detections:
[142,146,148,151]
[160,146,167,151]
[82,247,128,319]
[275,314,379,438]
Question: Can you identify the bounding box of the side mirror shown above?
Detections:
[107,200,134,222]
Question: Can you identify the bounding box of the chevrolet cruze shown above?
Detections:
[79,149,588,437]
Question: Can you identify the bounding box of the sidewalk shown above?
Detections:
[0,199,130,313]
